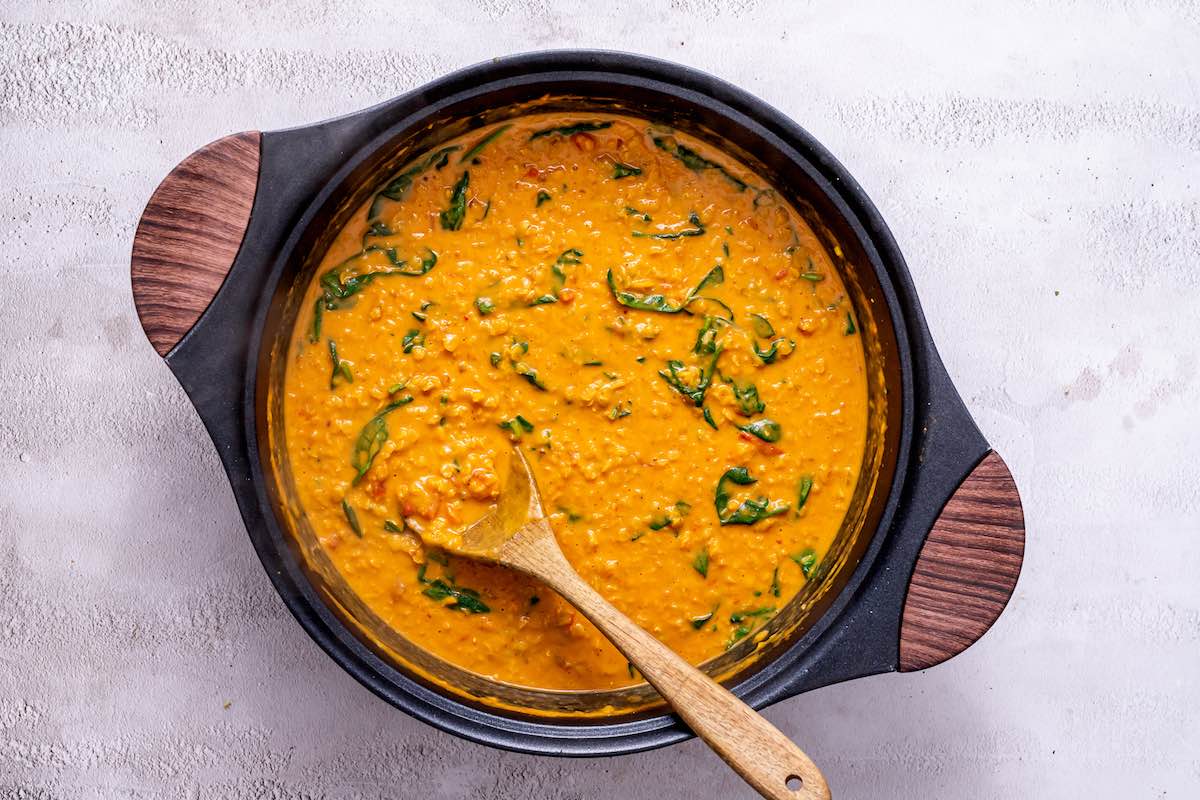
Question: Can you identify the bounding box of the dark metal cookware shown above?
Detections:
[130,51,1024,756]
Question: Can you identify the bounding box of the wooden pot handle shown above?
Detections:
[899,451,1025,671]
[131,131,261,356]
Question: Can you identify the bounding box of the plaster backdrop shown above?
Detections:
[2,1,1198,798]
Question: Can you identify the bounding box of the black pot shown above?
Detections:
[131,50,1024,757]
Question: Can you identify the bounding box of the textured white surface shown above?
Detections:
[2,1,1199,797]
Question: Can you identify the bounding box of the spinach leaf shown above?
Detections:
[659,356,718,406]
[422,579,490,613]
[721,494,787,526]
[411,299,434,323]
[691,604,719,629]
[407,248,439,276]
[475,297,495,315]
[770,565,781,598]
[309,297,325,342]
[314,264,380,311]
[536,189,552,207]
[514,362,546,390]
[612,162,642,179]
[415,558,490,613]
[648,500,692,532]
[659,331,724,407]
[607,273,688,313]
[459,124,512,163]
[363,220,393,244]
[652,134,748,192]
[321,264,376,297]
[557,506,584,523]
[328,339,353,389]
[694,265,725,293]
[749,313,775,339]
[384,519,405,533]
[664,313,727,407]
[845,311,858,335]
[702,406,718,430]
[529,121,612,140]
[791,548,817,578]
[368,145,461,220]
[738,419,782,443]
[528,248,582,307]
[796,475,813,512]
[556,248,583,266]
[697,297,735,322]
[607,400,633,420]
[625,205,651,222]
[350,395,413,483]
[498,415,535,439]
[606,264,723,314]
[753,337,793,364]
[714,467,789,526]
[351,417,387,484]
[402,329,425,353]
[632,211,705,240]
[726,626,751,649]
[729,606,774,624]
[693,549,709,578]
[722,375,765,416]
[341,498,362,538]
[439,171,470,231]
[694,315,729,356]
[310,248,439,337]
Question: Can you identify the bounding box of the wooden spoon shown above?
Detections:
[410,447,831,800]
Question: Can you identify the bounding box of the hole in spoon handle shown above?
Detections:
[769,758,830,800]
[737,734,830,800]
[784,770,827,799]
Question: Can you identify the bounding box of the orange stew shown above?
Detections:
[282,114,868,691]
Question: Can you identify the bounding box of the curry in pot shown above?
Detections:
[282,113,868,691]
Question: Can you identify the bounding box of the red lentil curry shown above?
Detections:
[282,113,868,691]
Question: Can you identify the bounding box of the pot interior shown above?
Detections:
[260,77,904,720]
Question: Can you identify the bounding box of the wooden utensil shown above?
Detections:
[409,447,832,800]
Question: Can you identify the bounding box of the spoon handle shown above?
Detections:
[503,523,831,800]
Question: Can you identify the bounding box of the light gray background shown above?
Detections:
[2,1,1198,797]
